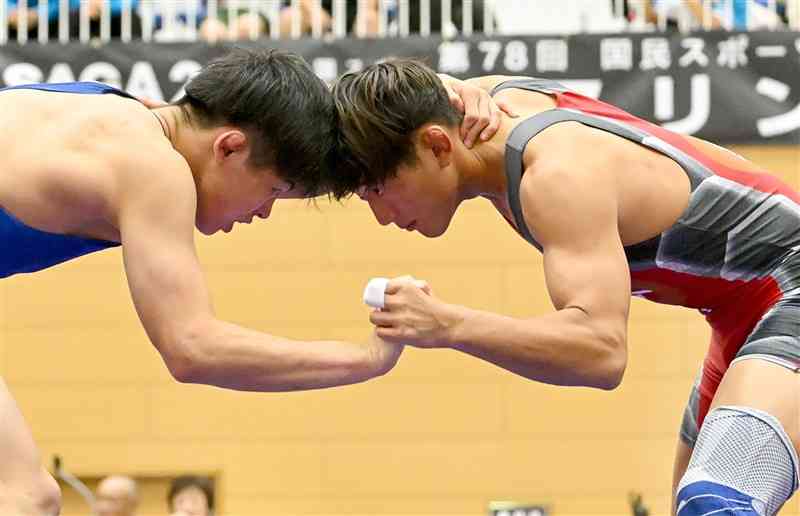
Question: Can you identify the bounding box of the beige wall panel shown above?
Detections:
[4,268,139,330]
[3,328,165,383]
[502,379,686,439]
[221,442,324,496]
[188,491,800,516]
[39,440,225,476]
[626,321,692,379]
[0,289,6,375]
[206,268,365,327]
[328,202,535,267]
[150,379,503,440]
[223,496,545,516]
[0,282,7,330]
[14,385,149,440]
[149,382,326,439]
[320,440,504,496]
[299,380,504,437]
[321,438,674,496]
[501,264,553,317]
[544,493,670,515]
[196,205,332,269]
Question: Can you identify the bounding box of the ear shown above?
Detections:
[419,125,453,169]
[212,130,249,164]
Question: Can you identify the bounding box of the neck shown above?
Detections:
[452,116,515,204]
[150,105,208,183]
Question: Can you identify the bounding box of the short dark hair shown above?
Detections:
[167,475,214,512]
[177,47,335,196]
[329,59,461,199]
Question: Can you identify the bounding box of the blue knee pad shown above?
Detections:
[676,480,761,514]
[675,406,799,516]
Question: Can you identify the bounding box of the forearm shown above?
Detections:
[173,319,387,392]
[446,306,626,389]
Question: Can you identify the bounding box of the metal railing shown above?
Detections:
[0,0,798,46]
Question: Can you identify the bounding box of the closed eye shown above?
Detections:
[357,184,384,199]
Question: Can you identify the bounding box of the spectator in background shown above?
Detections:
[7,0,142,40]
[6,0,53,38]
[277,0,492,38]
[168,475,214,516]
[198,0,268,41]
[642,0,784,30]
[95,475,139,516]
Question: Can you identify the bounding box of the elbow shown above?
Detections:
[159,321,212,384]
[164,352,202,384]
[593,335,627,391]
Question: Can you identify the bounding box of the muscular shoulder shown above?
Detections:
[93,102,197,226]
[519,123,621,244]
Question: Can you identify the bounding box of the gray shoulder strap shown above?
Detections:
[490,78,570,98]
[505,108,712,251]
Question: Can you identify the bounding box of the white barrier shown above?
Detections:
[0,0,796,45]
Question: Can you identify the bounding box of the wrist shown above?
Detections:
[439,302,469,349]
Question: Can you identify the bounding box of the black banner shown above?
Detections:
[1,31,799,143]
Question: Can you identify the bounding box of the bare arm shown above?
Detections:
[372,128,630,389]
[117,149,400,391]
[444,158,631,389]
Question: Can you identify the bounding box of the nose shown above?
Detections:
[368,198,394,226]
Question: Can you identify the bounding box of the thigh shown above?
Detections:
[709,358,800,451]
[720,298,800,449]
[0,376,47,483]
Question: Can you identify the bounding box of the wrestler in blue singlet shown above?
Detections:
[0,82,136,278]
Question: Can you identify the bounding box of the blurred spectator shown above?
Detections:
[150,1,267,42]
[8,0,142,40]
[494,0,619,35]
[168,475,214,516]
[642,0,785,30]
[95,475,140,516]
[6,0,55,37]
[199,0,268,41]
[278,0,492,37]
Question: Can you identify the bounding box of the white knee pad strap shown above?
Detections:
[676,406,799,516]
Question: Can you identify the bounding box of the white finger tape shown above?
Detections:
[363,277,390,309]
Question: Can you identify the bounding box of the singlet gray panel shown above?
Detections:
[489,77,571,97]
[502,108,712,253]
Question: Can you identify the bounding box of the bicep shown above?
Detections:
[117,159,213,354]
[542,229,630,323]
[524,164,630,331]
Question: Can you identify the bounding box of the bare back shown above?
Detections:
[0,85,173,242]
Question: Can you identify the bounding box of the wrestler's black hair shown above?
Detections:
[329,59,461,199]
[177,47,335,197]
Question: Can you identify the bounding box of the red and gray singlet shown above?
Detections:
[493,78,800,433]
